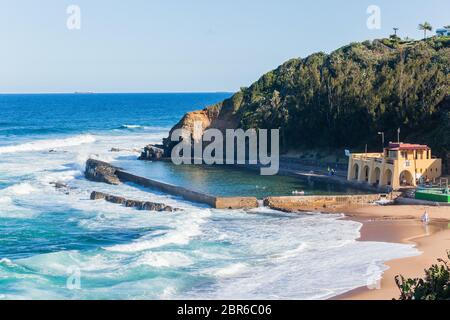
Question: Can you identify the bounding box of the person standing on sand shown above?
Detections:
[421,211,430,224]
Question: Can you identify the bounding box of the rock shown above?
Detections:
[90,191,106,200]
[125,200,139,208]
[157,103,239,156]
[138,145,165,161]
[85,159,121,185]
[89,191,180,212]
[106,195,126,204]
[50,181,69,189]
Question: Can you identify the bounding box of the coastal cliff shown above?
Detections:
[149,37,449,169]
[160,98,241,154]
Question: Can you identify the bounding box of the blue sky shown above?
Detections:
[1,0,449,93]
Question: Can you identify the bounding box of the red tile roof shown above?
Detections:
[387,143,430,151]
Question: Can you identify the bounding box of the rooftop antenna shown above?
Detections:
[378,131,385,150]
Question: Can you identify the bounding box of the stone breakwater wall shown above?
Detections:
[90,191,180,212]
[116,170,258,209]
[85,159,383,211]
[85,159,258,209]
[264,194,384,213]
[85,159,121,185]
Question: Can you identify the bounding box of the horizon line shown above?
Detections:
[0,91,235,95]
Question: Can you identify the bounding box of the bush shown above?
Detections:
[395,251,450,300]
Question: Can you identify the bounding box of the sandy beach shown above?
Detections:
[334,205,450,300]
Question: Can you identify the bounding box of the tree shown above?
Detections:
[419,22,433,39]
[395,251,450,300]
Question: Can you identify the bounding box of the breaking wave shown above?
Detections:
[0,135,96,154]
[118,124,169,131]
[4,183,36,196]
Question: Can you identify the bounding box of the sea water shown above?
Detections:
[0,93,419,300]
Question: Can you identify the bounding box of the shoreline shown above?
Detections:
[333,205,450,300]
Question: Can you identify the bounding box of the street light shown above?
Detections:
[378,132,385,149]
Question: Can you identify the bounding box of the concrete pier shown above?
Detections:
[264,194,384,213]
[85,159,258,209]
[85,159,383,211]
[117,169,258,209]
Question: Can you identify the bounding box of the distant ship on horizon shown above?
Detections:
[74,91,95,94]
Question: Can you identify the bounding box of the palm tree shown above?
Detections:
[418,22,433,39]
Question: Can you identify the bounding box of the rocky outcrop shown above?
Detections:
[155,97,240,156]
[138,145,166,161]
[90,191,180,212]
[85,159,121,185]
[49,181,71,195]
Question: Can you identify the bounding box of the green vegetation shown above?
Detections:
[419,22,433,39]
[395,251,450,300]
[209,38,449,163]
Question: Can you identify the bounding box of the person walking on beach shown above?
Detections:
[421,211,430,224]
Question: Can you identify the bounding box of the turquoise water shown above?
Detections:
[0,94,419,299]
[121,161,364,198]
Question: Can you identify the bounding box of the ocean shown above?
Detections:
[0,93,418,299]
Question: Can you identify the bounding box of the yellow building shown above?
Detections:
[347,143,442,190]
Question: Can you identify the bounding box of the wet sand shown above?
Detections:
[334,205,450,300]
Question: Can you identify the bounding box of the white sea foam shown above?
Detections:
[213,263,249,278]
[0,196,12,204]
[0,134,96,154]
[5,183,35,195]
[104,214,205,252]
[160,286,177,299]
[0,129,423,300]
[136,252,193,268]
[120,124,169,131]
[271,243,308,260]
[0,258,15,267]
[0,194,36,218]
[102,204,211,253]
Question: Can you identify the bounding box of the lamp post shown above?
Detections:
[378,132,385,150]
[397,128,401,143]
